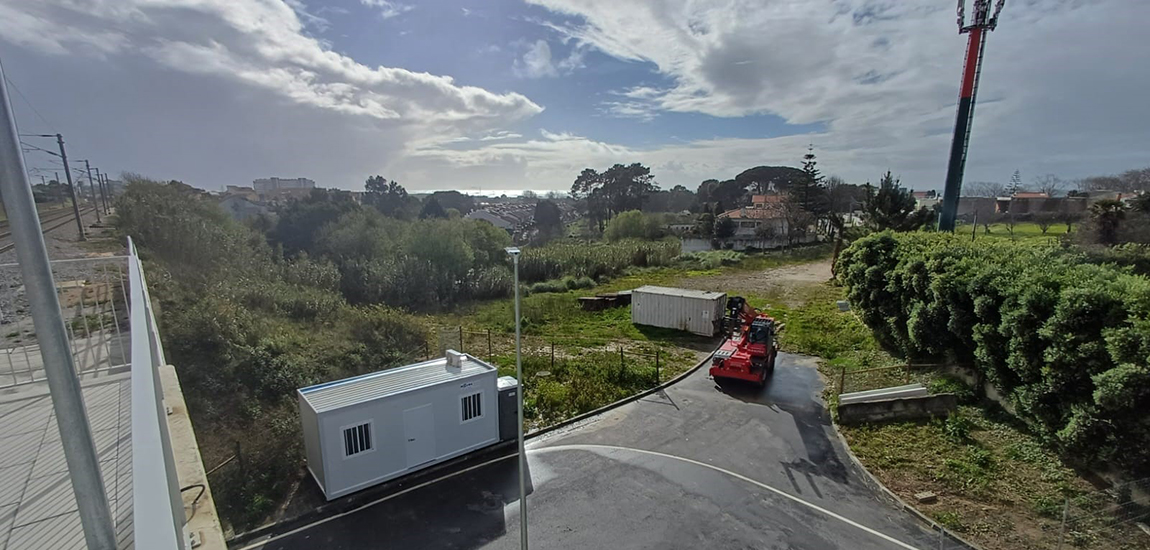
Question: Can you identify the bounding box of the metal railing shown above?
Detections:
[127,237,186,549]
[0,256,130,388]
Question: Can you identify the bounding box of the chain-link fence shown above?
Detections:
[1055,477,1150,550]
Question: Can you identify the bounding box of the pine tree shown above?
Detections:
[789,145,828,216]
[1008,170,1022,195]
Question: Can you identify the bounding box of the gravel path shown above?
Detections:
[0,209,123,327]
[676,258,833,306]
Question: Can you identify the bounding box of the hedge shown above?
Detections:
[837,232,1150,473]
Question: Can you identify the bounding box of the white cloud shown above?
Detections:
[359,0,413,19]
[0,0,541,130]
[514,40,559,78]
[520,0,1150,187]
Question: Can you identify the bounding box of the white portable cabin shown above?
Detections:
[631,286,727,336]
[298,350,500,500]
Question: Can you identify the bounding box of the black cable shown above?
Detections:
[180,483,207,523]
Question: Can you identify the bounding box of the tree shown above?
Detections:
[604,210,663,241]
[967,181,1006,198]
[1131,193,1150,213]
[364,176,414,218]
[789,146,830,218]
[1033,212,1059,234]
[521,190,537,199]
[1033,174,1066,197]
[533,199,563,236]
[1061,211,1081,233]
[1090,199,1126,245]
[714,216,735,239]
[1008,170,1023,195]
[782,196,815,247]
[734,166,807,195]
[419,196,447,219]
[270,188,360,254]
[428,190,475,214]
[694,212,715,237]
[861,171,932,231]
[570,163,658,230]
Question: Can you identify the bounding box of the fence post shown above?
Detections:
[550,342,555,370]
[459,325,464,353]
[487,329,492,359]
[1057,498,1068,550]
[839,367,847,395]
[655,349,661,385]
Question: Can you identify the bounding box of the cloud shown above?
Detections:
[0,0,541,131]
[521,0,1150,186]
[513,39,585,78]
[359,0,413,19]
[514,39,559,78]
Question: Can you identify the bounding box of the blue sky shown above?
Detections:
[1,0,1148,193]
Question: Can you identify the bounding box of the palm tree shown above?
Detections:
[1090,199,1126,245]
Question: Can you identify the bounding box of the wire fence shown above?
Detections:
[0,256,129,388]
[1056,477,1150,550]
[437,325,676,428]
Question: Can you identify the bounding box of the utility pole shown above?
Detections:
[55,135,87,241]
[0,58,116,550]
[937,0,1007,232]
[92,167,109,214]
[82,160,102,224]
[100,173,111,213]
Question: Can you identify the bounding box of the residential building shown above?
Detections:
[253,177,315,193]
[466,209,515,231]
[912,190,940,210]
[719,194,788,238]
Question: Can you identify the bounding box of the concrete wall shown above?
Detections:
[682,234,818,252]
[838,394,957,425]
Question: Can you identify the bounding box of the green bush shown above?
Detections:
[838,232,1150,473]
[675,250,745,270]
[604,210,665,241]
[528,280,568,294]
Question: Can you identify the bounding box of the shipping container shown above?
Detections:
[298,350,516,501]
[631,286,726,336]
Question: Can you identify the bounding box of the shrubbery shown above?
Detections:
[837,232,1150,473]
[604,210,665,241]
[519,239,680,282]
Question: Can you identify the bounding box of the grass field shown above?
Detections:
[953,221,1074,241]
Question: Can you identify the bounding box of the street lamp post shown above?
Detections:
[505,246,527,550]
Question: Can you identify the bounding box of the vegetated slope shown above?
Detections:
[837,231,1150,475]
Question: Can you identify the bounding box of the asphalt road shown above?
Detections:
[248,353,941,550]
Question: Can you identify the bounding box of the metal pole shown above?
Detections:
[971,211,978,241]
[509,249,528,550]
[82,160,101,224]
[55,136,86,240]
[1056,498,1068,550]
[93,167,109,214]
[0,62,116,550]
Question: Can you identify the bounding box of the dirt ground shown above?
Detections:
[675,258,833,306]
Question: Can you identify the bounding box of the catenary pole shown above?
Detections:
[55,136,86,240]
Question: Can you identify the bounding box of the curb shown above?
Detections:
[229,343,719,548]
[829,420,986,550]
[525,342,720,441]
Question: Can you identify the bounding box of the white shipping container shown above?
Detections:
[631,286,726,336]
[298,351,500,500]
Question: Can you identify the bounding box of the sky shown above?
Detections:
[1,0,1147,194]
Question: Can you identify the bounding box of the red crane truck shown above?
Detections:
[709,296,778,387]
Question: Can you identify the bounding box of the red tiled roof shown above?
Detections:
[720,206,785,220]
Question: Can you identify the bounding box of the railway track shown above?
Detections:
[0,206,97,254]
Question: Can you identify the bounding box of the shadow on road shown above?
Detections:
[262,456,531,550]
[713,361,851,490]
